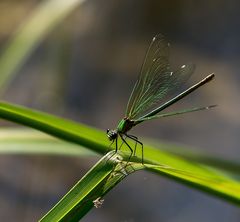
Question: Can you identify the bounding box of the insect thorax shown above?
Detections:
[117,117,134,134]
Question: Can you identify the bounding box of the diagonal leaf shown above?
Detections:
[149,140,240,176]
[0,101,108,154]
[0,100,239,207]
[143,148,240,204]
[39,151,144,222]
[0,0,86,94]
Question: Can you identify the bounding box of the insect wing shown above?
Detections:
[126,34,195,120]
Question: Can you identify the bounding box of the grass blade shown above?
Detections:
[39,151,144,221]
[0,101,108,154]
[0,128,95,156]
[0,101,239,206]
[0,0,86,94]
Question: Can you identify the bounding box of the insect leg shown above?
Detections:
[120,134,133,162]
[126,134,138,155]
[118,136,125,150]
[126,134,144,164]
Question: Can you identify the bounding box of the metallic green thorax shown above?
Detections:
[117,118,135,134]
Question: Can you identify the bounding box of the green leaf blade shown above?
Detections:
[0,101,107,154]
[0,101,239,209]
[0,0,86,94]
[0,128,95,156]
[39,151,144,221]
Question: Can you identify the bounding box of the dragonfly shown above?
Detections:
[107,34,215,164]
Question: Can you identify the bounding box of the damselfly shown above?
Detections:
[107,34,215,163]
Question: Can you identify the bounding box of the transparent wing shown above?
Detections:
[126,34,195,120]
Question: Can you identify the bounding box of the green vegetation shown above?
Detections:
[0,1,239,221]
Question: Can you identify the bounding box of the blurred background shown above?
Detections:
[0,0,239,221]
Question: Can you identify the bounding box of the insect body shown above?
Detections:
[107,34,215,164]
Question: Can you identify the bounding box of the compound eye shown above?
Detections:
[106,129,110,133]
